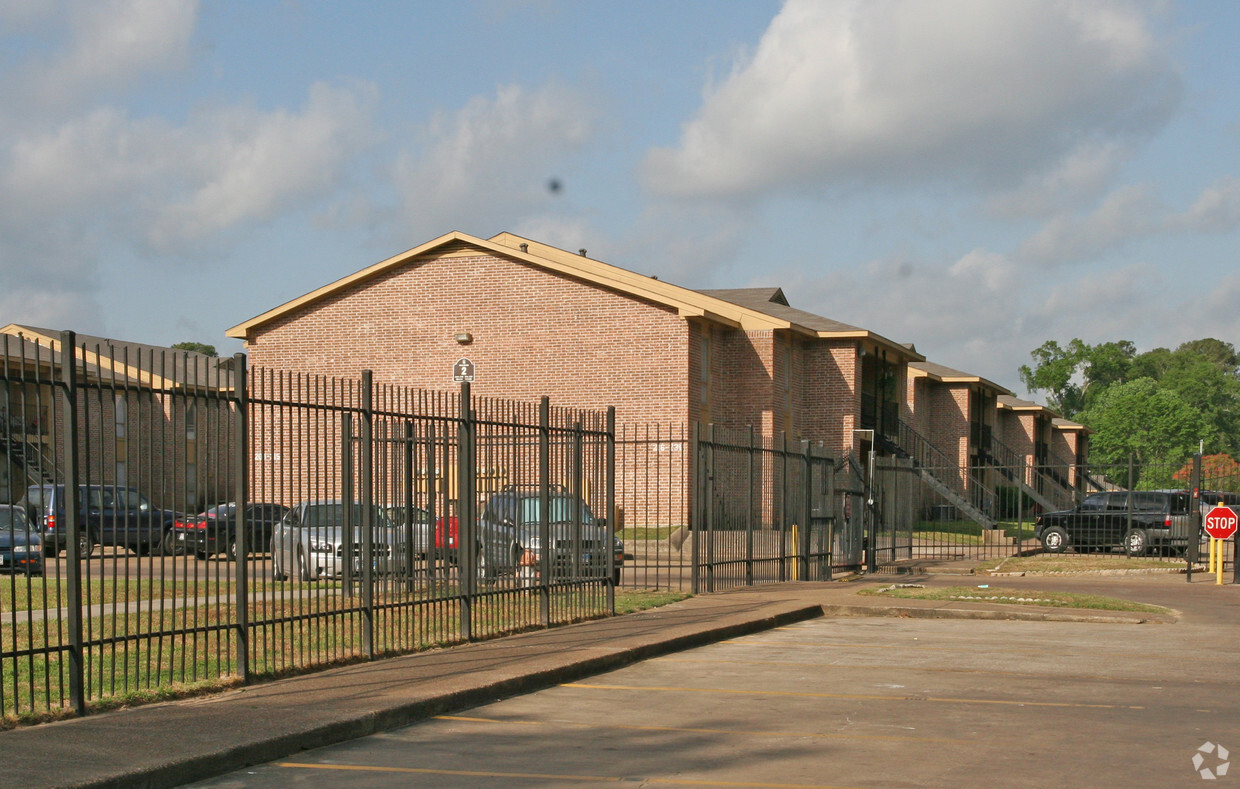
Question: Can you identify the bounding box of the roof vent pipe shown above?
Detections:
[579,249,587,256]
[519,243,528,252]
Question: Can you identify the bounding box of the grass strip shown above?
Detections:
[858,584,1170,614]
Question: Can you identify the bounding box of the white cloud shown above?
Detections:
[1168,177,1240,233]
[147,82,379,249]
[392,83,596,236]
[1017,184,1161,264]
[988,140,1129,218]
[1017,177,1240,265]
[3,0,197,122]
[643,0,1180,200]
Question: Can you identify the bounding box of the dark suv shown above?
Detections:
[476,486,624,585]
[1035,490,1194,556]
[18,484,176,557]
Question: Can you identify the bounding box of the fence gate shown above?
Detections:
[691,425,858,592]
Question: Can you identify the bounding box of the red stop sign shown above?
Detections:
[1204,505,1238,540]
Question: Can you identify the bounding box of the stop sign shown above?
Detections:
[1203,505,1238,540]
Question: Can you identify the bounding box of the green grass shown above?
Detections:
[0,585,688,726]
[979,555,1189,574]
[858,584,1170,614]
[617,526,680,542]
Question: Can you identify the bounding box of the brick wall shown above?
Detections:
[248,251,693,427]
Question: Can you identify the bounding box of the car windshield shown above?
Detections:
[206,504,235,517]
[0,508,31,531]
[518,496,595,525]
[302,504,392,528]
[1080,494,1107,511]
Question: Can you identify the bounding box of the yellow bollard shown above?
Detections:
[1209,536,1217,575]
[1218,538,1226,586]
[791,524,799,581]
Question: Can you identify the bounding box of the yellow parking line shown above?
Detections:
[278,761,862,788]
[436,714,967,744]
[562,682,1144,711]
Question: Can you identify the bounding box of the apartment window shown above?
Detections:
[185,401,197,441]
[114,394,126,438]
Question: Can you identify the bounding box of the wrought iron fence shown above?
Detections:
[691,425,852,592]
[1,332,618,721]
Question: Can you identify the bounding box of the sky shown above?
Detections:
[2,0,1238,400]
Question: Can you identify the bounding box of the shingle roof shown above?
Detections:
[1,324,233,389]
[909,361,1013,396]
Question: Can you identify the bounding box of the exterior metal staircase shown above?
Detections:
[887,419,997,529]
[0,431,58,487]
[979,436,1076,513]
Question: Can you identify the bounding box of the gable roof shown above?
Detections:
[908,361,1013,396]
[998,394,1061,418]
[1,324,232,390]
[227,230,922,361]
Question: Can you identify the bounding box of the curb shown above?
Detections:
[59,603,825,789]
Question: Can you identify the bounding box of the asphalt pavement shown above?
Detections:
[1,563,1235,789]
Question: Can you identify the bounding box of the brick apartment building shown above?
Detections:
[227,231,923,460]
[1,325,235,511]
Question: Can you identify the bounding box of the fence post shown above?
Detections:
[606,406,616,613]
[705,424,716,593]
[1188,453,1201,581]
[746,425,755,586]
[801,439,812,582]
[59,330,86,715]
[404,421,417,594]
[360,370,374,659]
[538,397,551,625]
[341,413,354,596]
[689,422,700,595]
[232,352,250,683]
[458,382,474,641]
[781,431,790,582]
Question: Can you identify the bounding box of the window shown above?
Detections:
[114,394,126,438]
[185,401,197,440]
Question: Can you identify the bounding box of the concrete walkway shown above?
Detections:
[1,569,1233,789]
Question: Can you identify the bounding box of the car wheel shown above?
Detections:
[42,544,57,558]
[272,550,288,581]
[78,532,95,558]
[1040,526,1068,554]
[612,567,621,587]
[226,540,240,562]
[1124,528,1149,557]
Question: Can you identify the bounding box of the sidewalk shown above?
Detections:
[1,571,1228,789]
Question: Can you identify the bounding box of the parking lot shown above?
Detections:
[188,580,1240,789]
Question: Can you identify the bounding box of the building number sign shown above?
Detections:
[453,358,475,383]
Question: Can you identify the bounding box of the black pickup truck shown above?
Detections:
[1035,490,1194,556]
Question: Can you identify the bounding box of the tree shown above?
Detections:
[1019,339,1135,418]
[1172,454,1240,492]
[1078,378,1208,486]
[171,341,217,357]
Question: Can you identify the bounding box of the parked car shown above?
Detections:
[383,504,460,564]
[475,486,624,585]
[18,484,176,557]
[271,501,404,581]
[1035,490,1194,556]
[0,504,43,575]
[165,502,290,559]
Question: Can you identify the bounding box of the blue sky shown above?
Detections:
[2,1,1238,398]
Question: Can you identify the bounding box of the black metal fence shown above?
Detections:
[1,333,618,721]
[866,451,1236,575]
[691,425,857,592]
